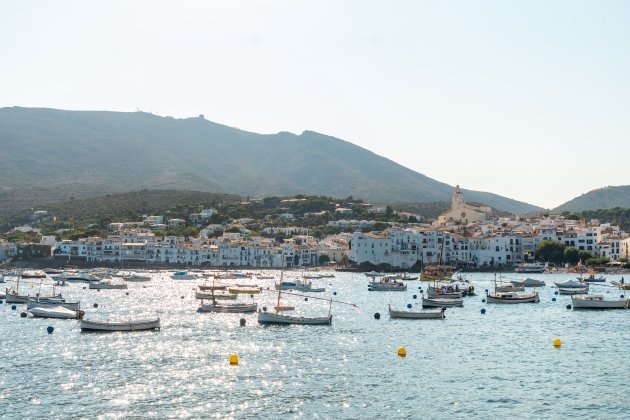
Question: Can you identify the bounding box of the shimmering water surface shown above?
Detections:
[1,271,629,419]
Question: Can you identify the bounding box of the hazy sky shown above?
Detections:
[1,1,629,209]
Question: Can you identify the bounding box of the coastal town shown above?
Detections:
[2,187,629,270]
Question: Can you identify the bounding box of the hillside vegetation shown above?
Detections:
[0,107,543,214]
[553,185,630,212]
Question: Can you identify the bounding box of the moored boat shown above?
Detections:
[511,278,545,287]
[89,281,128,290]
[257,311,332,325]
[571,295,628,309]
[422,296,463,307]
[170,271,196,280]
[558,287,589,295]
[486,291,540,304]
[388,304,446,319]
[369,277,407,291]
[80,318,161,331]
[21,270,47,279]
[195,292,237,300]
[199,302,258,313]
[28,306,84,319]
[229,287,262,294]
[554,279,586,289]
[198,284,227,291]
[582,274,606,283]
[27,298,80,311]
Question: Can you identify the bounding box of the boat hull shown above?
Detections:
[571,296,628,309]
[199,303,258,313]
[89,283,128,289]
[257,312,332,325]
[558,288,589,295]
[422,298,463,308]
[389,305,445,319]
[195,292,237,300]
[486,293,539,303]
[27,299,80,310]
[28,307,84,319]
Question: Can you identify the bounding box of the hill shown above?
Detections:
[553,185,630,212]
[0,107,543,214]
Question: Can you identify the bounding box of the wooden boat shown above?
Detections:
[496,284,525,292]
[319,274,335,278]
[89,281,128,290]
[486,291,540,303]
[199,302,258,313]
[276,280,325,293]
[80,318,161,331]
[388,304,446,319]
[28,306,84,319]
[257,311,332,325]
[581,274,606,283]
[21,270,47,279]
[571,295,628,309]
[229,287,262,294]
[197,284,227,291]
[195,292,237,300]
[399,273,419,281]
[369,277,407,291]
[274,305,295,311]
[558,287,589,295]
[27,298,80,311]
[5,286,63,304]
[422,296,463,308]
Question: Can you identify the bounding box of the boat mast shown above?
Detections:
[276,254,284,315]
[494,272,497,295]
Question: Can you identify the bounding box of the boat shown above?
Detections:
[426,282,468,299]
[554,279,586,289]
[515,263,546,273]
[486,291,540,303]
[236,283,260,288]
[63,273,101,282]
[582,274,606,283]
[388,304,446,319]
[21,270,47,279]
[399,273,419,281]
[89,281,128,290]
[369,277,407,291]
[319,274,335,278]
[27,298,80,311]
[228,287,262,294]
[420,266,457,281]
[198,302,258,313]
[558,287,589,295]
[124,273,152,282]
[5,285,63,304]
[28,306,84,319]
[364,271,381,277]
[170,271,196,280]
[276,279,325,293]
[421,296,463,308]
[195,292,237,300]
[274,305,295,311]
[511,278,546,287]
[571,295,628,309]
[197,284,227,291]
[495,283,525,292]
[274,281,297,289]
[257,275,275,280]
[80,318,161,331]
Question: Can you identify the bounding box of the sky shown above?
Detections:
[1,1,629,209]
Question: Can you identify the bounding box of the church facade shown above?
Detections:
[436,186,492,226]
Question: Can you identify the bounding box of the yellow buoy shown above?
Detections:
[553,338,562,347]
[229,354,239,365]
[398,347,406,357]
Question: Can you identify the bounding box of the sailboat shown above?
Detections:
[486,273,539,304]
[258,256,342,325]
[198,276,257,313]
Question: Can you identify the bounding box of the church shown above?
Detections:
[436,185,492,226]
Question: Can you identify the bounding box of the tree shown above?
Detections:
[182,226,199,238]
[227,226,240,233]
[318,253,331,265]
[385,205,394,217]
[563,247,579,264]
[293,254,300,266]
[536,240,565,263]
[577,250,592,262]
[153,229,166,239]
[585,257,610,265]
[565,213,581,220]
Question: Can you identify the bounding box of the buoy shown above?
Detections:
[407,304,412,309]
[368,288,373,291]
[181,296,184,299]
[481,308,486,314]
[93,303,98,308]
[485,289,488,292]
[333,292,337,295]
[82,287,86,290]
[0,300,3,304]
[621,295,625,299]
[11,305,16,310]
[97,289,101,292]
[566,304,572,309]
[143,286,147,288]
[262,307,267,311]
[413,295,417,299]
[20,312,27,318]
[374,312,380,319]
[197,307,202,313]
[398,347,406,357]
[125,292,129,296]
[554,291,558,295]
[552,297,556,302]
[266,287,270,290]
[304,298,308,301]
[239,318,246,326]
[250,294,254,298]
[47,326,54,334]
[553,338,562,347]
[420,289,423,293]
[482,299,486,303]
[229,354,239,365]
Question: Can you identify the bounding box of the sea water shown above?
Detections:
[1,272,629,419]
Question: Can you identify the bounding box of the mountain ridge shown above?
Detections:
[552,185,630,212]
[0,107,544,213]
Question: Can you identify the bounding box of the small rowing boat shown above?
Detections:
[80,318,161,331]
[388,305,446,319]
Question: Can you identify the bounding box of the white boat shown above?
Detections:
[558,287,589,295]
[275,281,297,290]
[388,305,446,319]
[63,273,100,282]
[199,302,258,313]
[257,275,275,280]
[89,281,128,290]
[421,296,463,308]
[257,311,332,325]
[571,295,628,309]
[426,284,464,299]
[511,278,546,287]
[5,286,63,304]
[486,291,540,304]
[515,263,546,273]
[28,306,84,319]
[27,298,80,311]
[80,318,161,331]
[170,271,196,280]
[554,280,586,289]
[364,271,381,277]
[399,273,419,281]
[21,270,47,279]
[495,283,525,292]
[197,284,227,291]
[369,277,407,291]
[195,292,237,300]
[124,274,152,282]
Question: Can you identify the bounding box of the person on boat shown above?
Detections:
[622,277,625,285]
